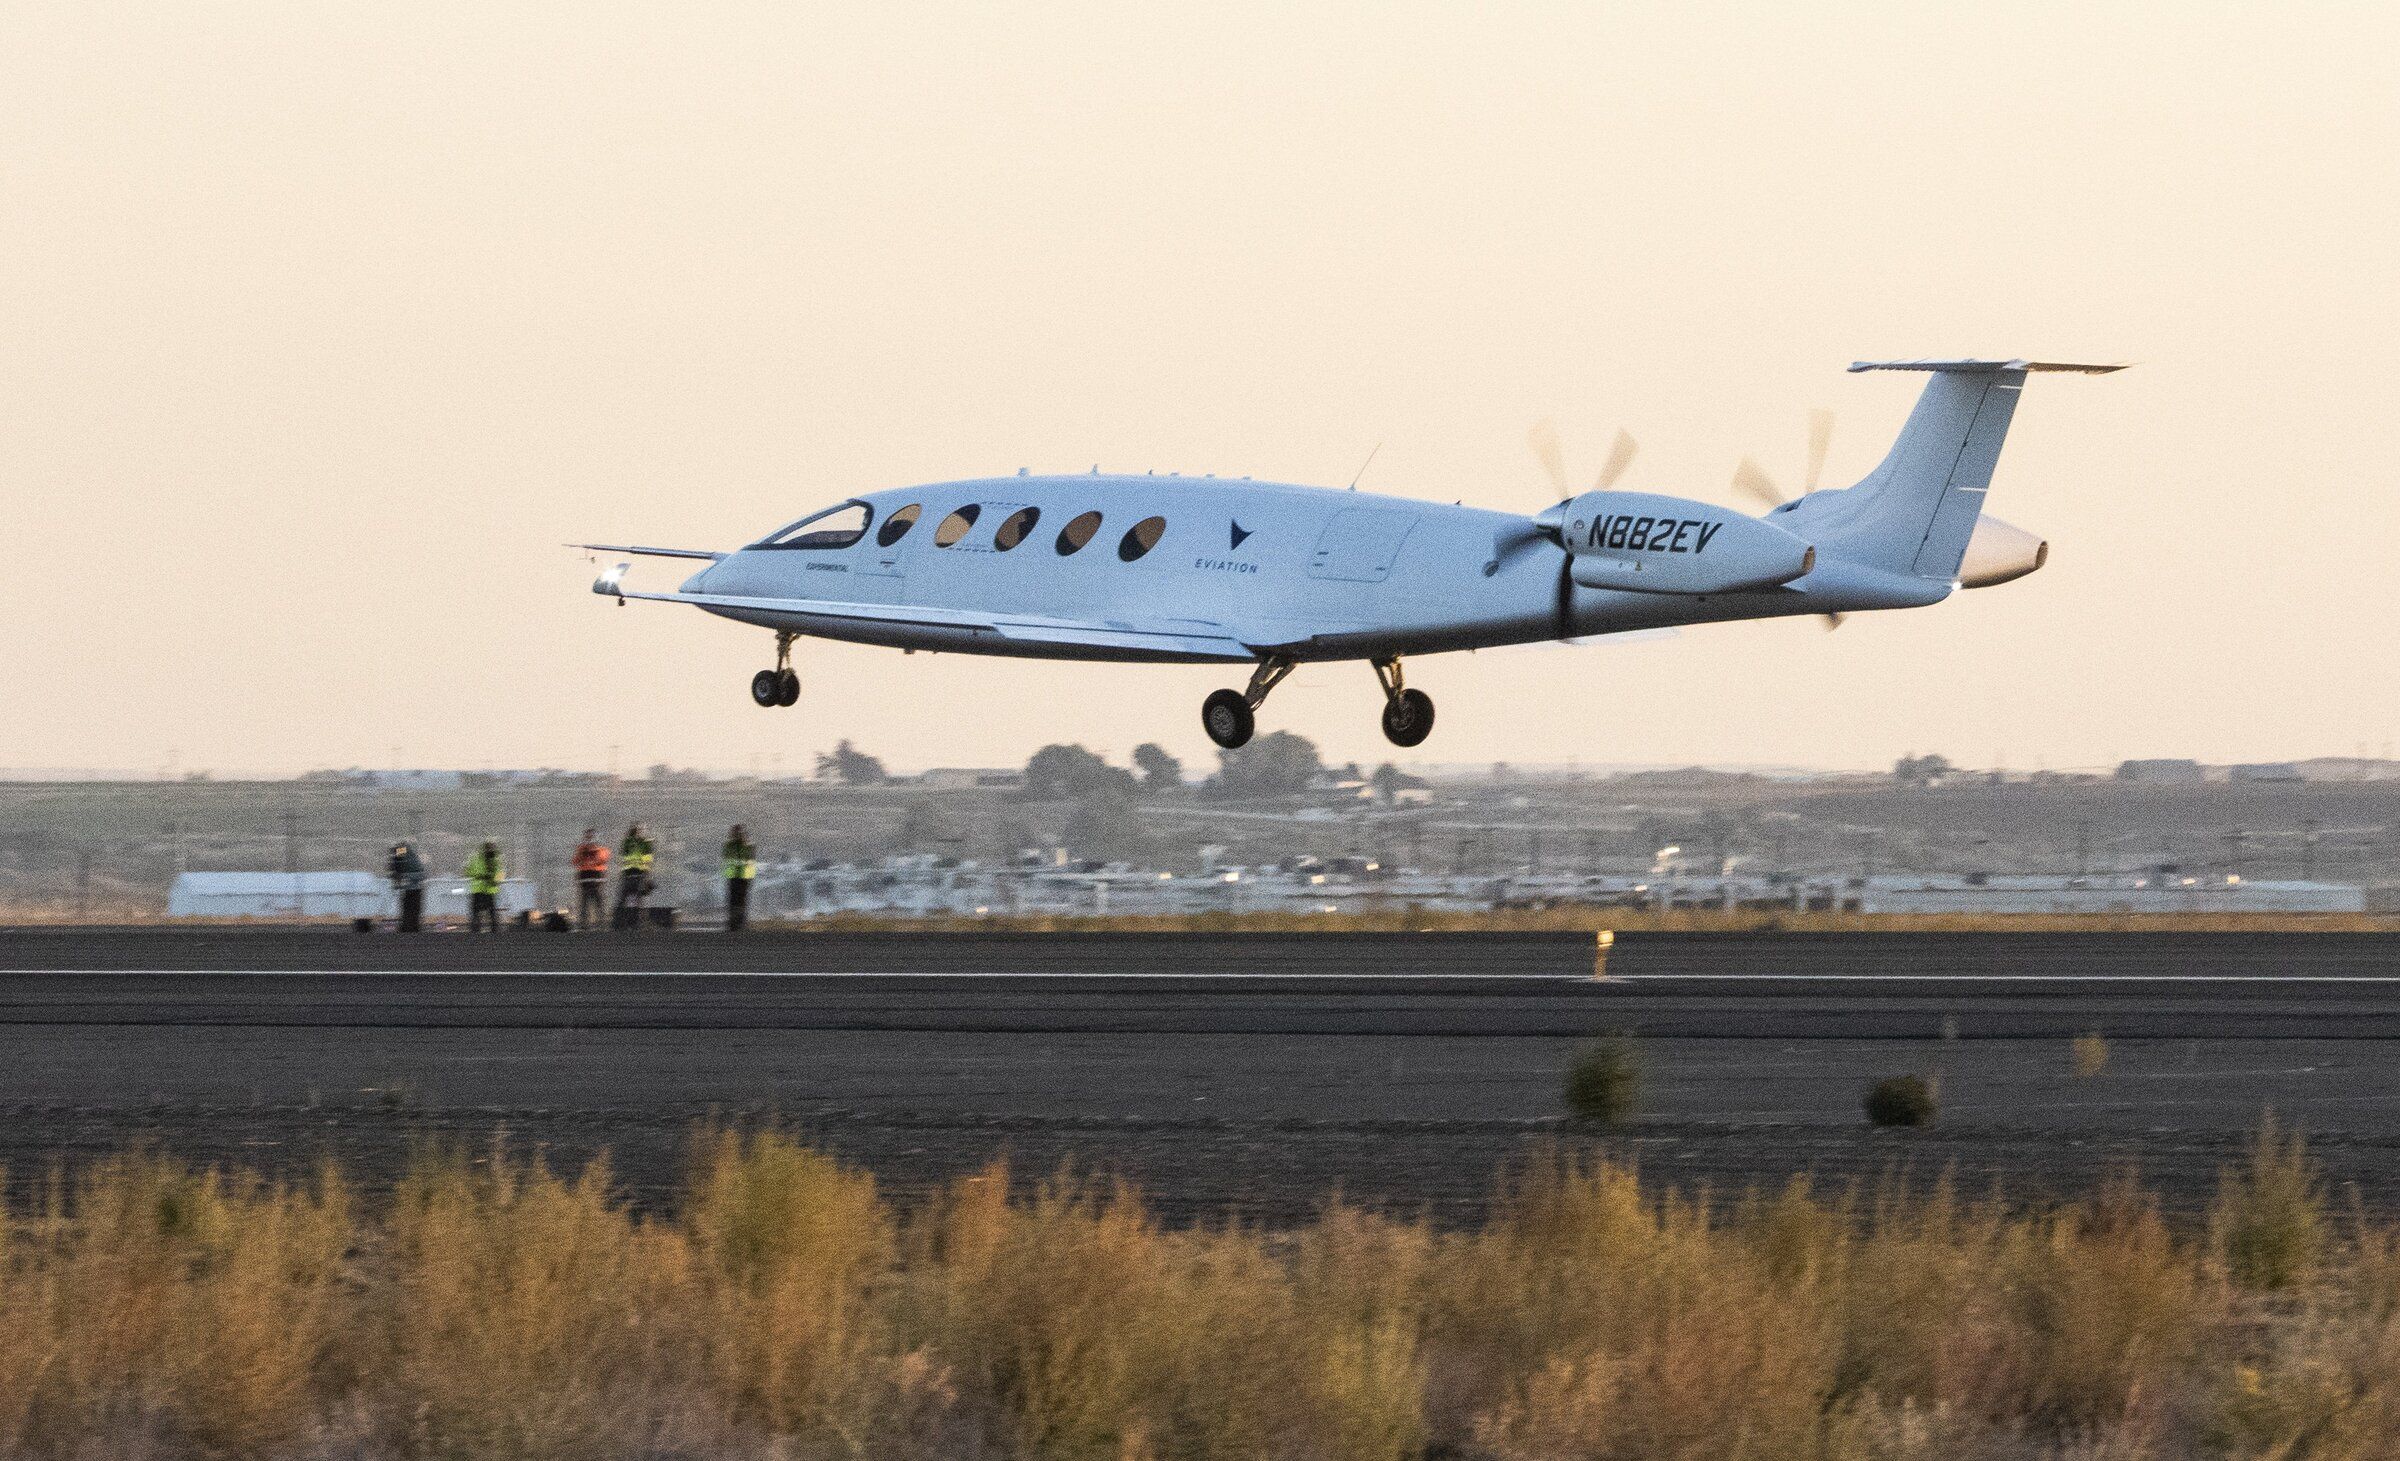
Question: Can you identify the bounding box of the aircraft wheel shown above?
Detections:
[776,669,801,706]
[1380,687,1435,747]
[1202,689,1255,749]
[750,670,783,708]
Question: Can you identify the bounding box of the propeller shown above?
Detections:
[1729,408,1844,630]
[1499,421,1641,639]
[1730,407,1836,510]
[1528,420,1639,499]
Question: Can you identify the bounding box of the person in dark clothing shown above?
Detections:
[464,840,504,933]
[721,824,757,932]
[386,842,425,933]
[571,828,610,931]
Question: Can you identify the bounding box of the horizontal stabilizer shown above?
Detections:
[1848,358,2127,375]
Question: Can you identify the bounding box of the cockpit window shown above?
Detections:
[1056,511,1102,555]
[1117,515,1167,562]
[877,503,922,546]
[760,501,874,550]
[934,504,983,547]
[993,506,1041,551]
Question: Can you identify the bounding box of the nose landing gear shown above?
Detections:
[750,632,801,708]
[1374,657,1434,747]
[1201,655,1294,749]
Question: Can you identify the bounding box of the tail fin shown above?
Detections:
[1816,359,2122,578]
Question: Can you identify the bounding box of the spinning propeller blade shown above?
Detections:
[1527,419,1569,498]
[1729,457,1785,511]
[1593,429,1638,492]
[1805,408,1835,494]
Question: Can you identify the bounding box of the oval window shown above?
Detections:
[876,503,921,547]
[1117,515,1167,562]
[1055,510,1103,555]
[993,506,1041,552]
[933,504,982,547]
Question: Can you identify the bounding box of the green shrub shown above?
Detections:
[1562,1035,1642,1126]
[1864,1075,1938,1128]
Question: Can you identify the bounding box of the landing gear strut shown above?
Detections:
[1201,655,1293,749]
[750,632,801,708]
[1374,657,1435,747]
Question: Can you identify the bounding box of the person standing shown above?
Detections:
[464,839,504,933]
[615,822,655,929]
[721,823,758,932]
[571,828,610,931]
[386,841,425,933]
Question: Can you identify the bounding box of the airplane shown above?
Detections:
[579,358,2118,749]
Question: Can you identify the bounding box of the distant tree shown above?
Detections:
[1020,744,1137,802]
[1206,731,1324,800]
[1062,784,1143,859]
[1371,762,1406,807]
[1893,753,1954,788]
[1131,743,1183,793]
[816,739,888,786]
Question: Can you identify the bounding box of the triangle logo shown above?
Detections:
[1229,521,1253,550]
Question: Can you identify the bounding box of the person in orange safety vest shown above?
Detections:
[571,829,610,931]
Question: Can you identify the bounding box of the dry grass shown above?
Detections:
[3,1128,2400,1457]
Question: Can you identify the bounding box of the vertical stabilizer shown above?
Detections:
[1820,359,2120,579]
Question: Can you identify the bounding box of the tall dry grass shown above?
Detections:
[6,1127,2400,1457]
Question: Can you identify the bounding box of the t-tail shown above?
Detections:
[1792,358,2123,584]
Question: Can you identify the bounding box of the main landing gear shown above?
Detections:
[1197,655,1437,749]
[1373,657,1435,748]
[1201,655,1291,749]
[749,632,801,708]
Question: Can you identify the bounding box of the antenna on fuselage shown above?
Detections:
[1346,442,1383,491]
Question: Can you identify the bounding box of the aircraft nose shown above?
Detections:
[678,561,717,594]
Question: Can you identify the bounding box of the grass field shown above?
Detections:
[0,1127,2395,1458]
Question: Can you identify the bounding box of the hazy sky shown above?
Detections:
[4,1,2395,776]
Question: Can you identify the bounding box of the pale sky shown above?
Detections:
[4,1,2395,776]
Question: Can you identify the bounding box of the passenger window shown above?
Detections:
[877,504,921,547]
[760,500,874,549]
[993,506,1041,551]
[1118,515,1166,562]
[933,504,982,547]
[1055,510,1103,555]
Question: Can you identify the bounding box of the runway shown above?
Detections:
[3,927,2399,1222]
[1,927,2397,1039]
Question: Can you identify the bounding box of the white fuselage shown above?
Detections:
[685,474,1945,664]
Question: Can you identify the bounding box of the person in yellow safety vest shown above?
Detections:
[615,823,656,930]
[721,823,758,933]
[464,840,504,933]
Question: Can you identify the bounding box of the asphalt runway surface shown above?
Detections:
[4,926,2400,1223]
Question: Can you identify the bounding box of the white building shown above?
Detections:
[1854,874,2365,915]
[167,871,540,920]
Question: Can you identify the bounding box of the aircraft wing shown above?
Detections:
[601,582,1258,661]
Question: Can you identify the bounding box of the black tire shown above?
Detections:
[1380,687,1435,747]
[776,668,801,706]
[1202,689,1255,749]
[750,670,783,707]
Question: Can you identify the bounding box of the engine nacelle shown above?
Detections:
[1560,491,1816,596]
[1957,514,2048,588]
